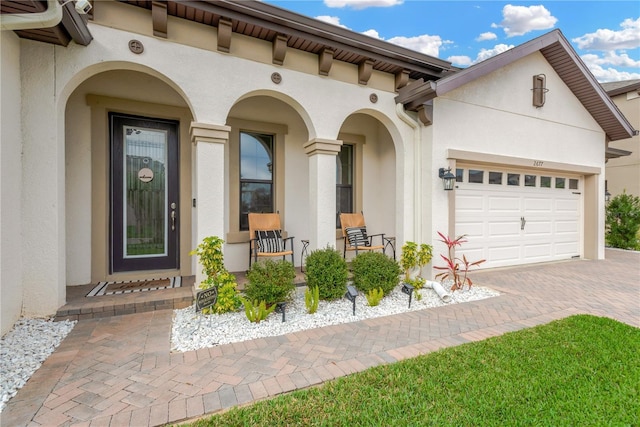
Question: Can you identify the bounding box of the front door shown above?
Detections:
[110,113,179,272]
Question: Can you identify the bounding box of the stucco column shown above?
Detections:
[190,122,230,285]
[304,138,343,251]
[20,43,65,317]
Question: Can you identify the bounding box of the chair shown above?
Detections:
[339,212,387,259]
[248,213,294,268]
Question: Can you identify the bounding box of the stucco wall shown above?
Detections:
[429,51,606,262]
[1,32,25,335]
[606,91,640,198]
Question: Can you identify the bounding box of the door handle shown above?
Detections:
[521,216,526,230]
[170,202,176,231]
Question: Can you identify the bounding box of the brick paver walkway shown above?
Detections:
[3,249,638,426]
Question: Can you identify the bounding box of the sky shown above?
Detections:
[263,0,640,82]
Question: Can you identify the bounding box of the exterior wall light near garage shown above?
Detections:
[605,189,611,202]
[532,74,549,107]
[439,168,456,191]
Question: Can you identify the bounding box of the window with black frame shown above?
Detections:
[336,144,353,228]
[240,131,274,230]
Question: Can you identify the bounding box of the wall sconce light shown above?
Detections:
[345,285,358,315]
[532,74,549,107]
[438,167,456,191]
[605,189,611,203]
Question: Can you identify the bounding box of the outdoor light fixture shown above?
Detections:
[345,285,358,316]
[401,283,414,308]
[275,302,287,322]
[439,167,456,191]
[605,189,611,203]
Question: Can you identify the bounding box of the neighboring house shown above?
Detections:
[601,80,640,199]
[1,0,635,334]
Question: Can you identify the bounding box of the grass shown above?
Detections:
[186,315,639,426]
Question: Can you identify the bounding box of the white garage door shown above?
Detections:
[455,166,582,269]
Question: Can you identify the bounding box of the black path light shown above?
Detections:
[345,285,358,316]
[275,302,287,322]
[401,282,414,308]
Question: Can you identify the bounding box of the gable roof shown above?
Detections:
[601,79,640,97]
[396,29,636,141]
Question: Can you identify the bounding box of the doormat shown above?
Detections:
[86,277,182,297]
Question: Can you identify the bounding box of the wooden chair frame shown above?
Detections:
[248,213,294,268]
[339,212,386,258]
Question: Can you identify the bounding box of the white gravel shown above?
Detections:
[0,317,76,413]
[171,283,500,352]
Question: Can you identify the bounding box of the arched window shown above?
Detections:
[240,131,274,230]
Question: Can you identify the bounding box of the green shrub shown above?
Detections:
[305,285,320,314]
[240,298,276,323]
[244,260,296,305]
[366,288,384,306]
[606,191,640,250]
[210,281,242,314]
[304,246,349,300]
[351,252,401,296]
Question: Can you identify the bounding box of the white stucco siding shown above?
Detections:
[1,32,25,334]
[20,40,67,317]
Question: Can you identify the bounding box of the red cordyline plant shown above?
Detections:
[433,232,486,292]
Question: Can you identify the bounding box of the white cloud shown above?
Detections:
[476,32,497,42]
[581,53,640,82]
[474,44,515,63]
[494,4,557,37]
[386,34,448,57]
[324,0,403,9]
[572,18,640,51]
[447,55,473,67]
[315,15,349,28]
[362,29,381,39]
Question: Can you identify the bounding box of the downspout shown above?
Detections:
[1,0,63,31]
[395,102,422,244]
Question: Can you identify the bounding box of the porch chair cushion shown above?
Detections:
[256,230,285,253]
[345,226,370,247]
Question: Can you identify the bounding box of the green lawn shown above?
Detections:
[186,315,639,426]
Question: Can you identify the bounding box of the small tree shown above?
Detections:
[606,191,640,250]
[400,241,433,285]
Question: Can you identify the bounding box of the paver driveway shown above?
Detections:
[2,249,638,426]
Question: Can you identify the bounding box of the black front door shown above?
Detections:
[110,113,179,272]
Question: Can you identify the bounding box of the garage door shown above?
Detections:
[455,166,582,269]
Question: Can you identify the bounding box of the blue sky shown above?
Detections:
[263,0,640,82]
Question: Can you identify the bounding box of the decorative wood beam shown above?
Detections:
[217,17,232,53]
[417,103,433,126]
[319,48,334,76]
[152,1,167,38]
[272,34,288,65]
[358,59,374,85]
[395,69,410,90]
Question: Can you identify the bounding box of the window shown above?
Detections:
[336,144,353,228]
[469,170,484,184]
[525,175,536,187]
[555,177,565,189]
[569,179,579,190]
[508,173,520,186]
[456,168,464,183]
[239,131,274,230]
[541,176,551,188]
[489,172,502,185]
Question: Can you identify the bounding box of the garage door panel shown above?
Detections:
[456,221,484,238]
[556,220,578,234]
[525,220,552,235]
[556,199,579,213]
[555,242,579,256]
[487,245,521,263]
[524,197,552,212]
[524,243,552,260]
[489,220,520,237]
[456,194,484,212]
[488,196,520,212]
